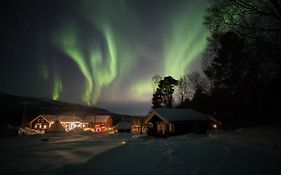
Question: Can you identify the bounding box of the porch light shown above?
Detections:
[213,124,217,129]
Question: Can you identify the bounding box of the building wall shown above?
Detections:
[172,121,193,135]
[105,117,113,127]
[146,114,209,136]
[147,115,163,136]
[30,116,50,130]
[173,120,209,135]
[157,121,169,135]
[29,115,114,132]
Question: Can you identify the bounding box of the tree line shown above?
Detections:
[152,0,281,129]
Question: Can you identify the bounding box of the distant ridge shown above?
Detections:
[0,92,110,126]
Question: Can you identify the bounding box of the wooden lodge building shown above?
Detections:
[28,114,113,132]
[145,108,215,137]
[83,115,113,131]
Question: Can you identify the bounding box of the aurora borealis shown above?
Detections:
[1,0,209,115]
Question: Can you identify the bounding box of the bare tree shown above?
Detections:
[177,76,193,103]
[187,72,209,94]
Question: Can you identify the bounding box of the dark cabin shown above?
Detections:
[145,108,212,137]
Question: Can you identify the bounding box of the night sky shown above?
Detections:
[1,0,209,115]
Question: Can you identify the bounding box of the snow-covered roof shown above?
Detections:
[29,115,83,124]
[114,122,131,129]
[42,115,82,122]
[146,108,210,123]
[83,115,111,123]
[28,115,57,125]
[43,115,58,122]
[58,116,82,122]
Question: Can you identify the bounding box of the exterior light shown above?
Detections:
[213,124,217,129]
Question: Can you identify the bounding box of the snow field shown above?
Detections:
[1,127,281,175]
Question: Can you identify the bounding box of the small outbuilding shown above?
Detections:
[145,108,213,137]
[114,122,131,133]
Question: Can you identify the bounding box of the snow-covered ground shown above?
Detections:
[0,133,130,175]
[1,127,281,175]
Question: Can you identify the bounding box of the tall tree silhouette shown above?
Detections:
[152,76,178,108]
[202,0,281,127]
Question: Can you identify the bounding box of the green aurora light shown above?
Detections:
[56,27,93,104]
[129,1,209,101]
[52,0,209,106]
[163,2,209,78]
[55,24,119,105]
[52,76,63,101]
